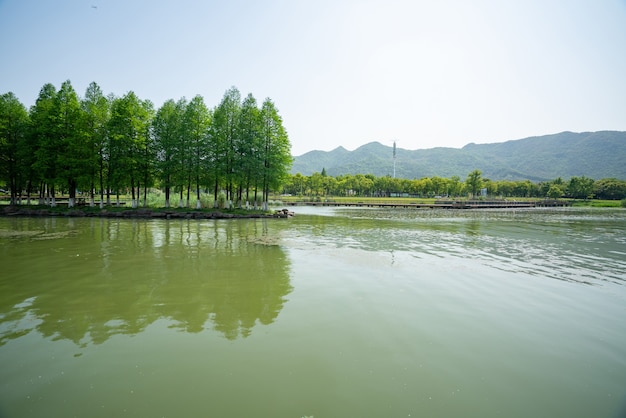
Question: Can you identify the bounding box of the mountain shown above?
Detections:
[291,131,626,180]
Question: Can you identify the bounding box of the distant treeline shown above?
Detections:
[285,169,626,200]
[0,81,292,208]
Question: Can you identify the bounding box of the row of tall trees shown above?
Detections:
[284,170,626,200]
[0,82,292,208]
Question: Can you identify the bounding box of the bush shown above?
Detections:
[145,189,164,207]
[216,191,227,209]
[199,193,214,208]
[621,198,626,208]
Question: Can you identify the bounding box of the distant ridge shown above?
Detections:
[291,131,626,180]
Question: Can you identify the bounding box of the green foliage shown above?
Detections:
[81,81,110,203]
[571,199,621,208]
[211,86,242,201]
[107,91,154,207]
[182,95,211,205]
[546,184,564,199]
[54,80,86,203]
[216,191,227,209]
[236,93,262,202]
[593,178,626,200]
[30,83,59,197]
[0,92,30,203]
[465,169,483,197]
[0,81,292,208]
[283,171,626,202]
[152,98,183,207]
[259,98,292,202]
[567,176,595,199]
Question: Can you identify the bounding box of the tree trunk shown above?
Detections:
[254,188,258,210]
[186,181,191,208]
[25,179,32,205]
[196,182,201,209]
[89,178,95,207]
[99,154,104,208]
[50,185,56,207]
[68,179,77,208]
[213,178,219,208]
[131,177,137,208]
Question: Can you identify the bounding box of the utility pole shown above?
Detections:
[392,140,397,178]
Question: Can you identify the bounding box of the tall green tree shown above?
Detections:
[106,96,123,204]
[82,82,110,207]
[108,92,153,208]
[259,98,292,208]
[430,176,448,197]
[0,92,30,204]
[30,83,59,205]
[183,95,211,208]
[448,175,462,197]
[3,81,297,210]
[54,80,87,207]
[567,176,595,199]
[138,99,155,207]
[512,179,537,197]
[547,184,564,199]
[210,87,241,206]
[593,178,626,200]
[289,173,306,196]
[153,99,184,208]
[169,97,189,207]
[465,169,483,198]
[308,172,324,196]
[237,93,262,205]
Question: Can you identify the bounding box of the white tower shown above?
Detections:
[392,140,397,178]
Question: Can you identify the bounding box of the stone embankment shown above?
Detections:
[1,206,294,219]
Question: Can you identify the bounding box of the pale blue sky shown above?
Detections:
[1,0,625,155]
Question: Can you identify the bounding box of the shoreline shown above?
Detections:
[0,206,294,219]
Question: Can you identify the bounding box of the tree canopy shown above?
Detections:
[283,171,626,201]
[0,81,292,208]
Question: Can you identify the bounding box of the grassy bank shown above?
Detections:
[570,199,623,208]
[2,193,624,209]
[0,202,287,219]
[277,195,624,208]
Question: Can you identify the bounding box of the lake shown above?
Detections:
[1,207,625,417]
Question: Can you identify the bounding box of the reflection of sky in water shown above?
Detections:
[1,211,626,418]
[282,207,626,286]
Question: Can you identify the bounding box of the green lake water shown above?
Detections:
[1,207,625,417]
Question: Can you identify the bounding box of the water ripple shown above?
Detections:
[285,207,626,286]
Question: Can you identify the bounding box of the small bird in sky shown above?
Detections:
[91,5,97,9]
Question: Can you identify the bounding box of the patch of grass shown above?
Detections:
[571,199,621,208]
[278,195,625,208]
[278,195,438,205]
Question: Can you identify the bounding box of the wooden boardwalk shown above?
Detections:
[284,200,571,209]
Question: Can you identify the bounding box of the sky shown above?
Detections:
[1,0,625,156]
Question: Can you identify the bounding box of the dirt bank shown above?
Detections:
[0,206,293,219]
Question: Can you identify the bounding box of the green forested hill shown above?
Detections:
[291,131,626,180]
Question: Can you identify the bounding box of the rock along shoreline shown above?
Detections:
[0,206,294,219]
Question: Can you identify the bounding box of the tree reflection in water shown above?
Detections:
[0,218,292,346]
